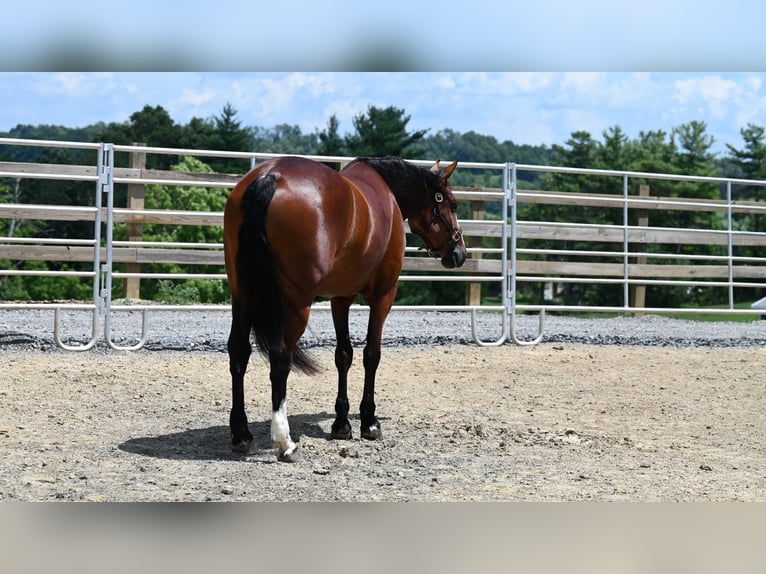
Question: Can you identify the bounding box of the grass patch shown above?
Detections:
[664,308,763,323]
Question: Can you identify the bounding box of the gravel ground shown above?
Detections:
[2,307,766,351]
[1,307,765,502]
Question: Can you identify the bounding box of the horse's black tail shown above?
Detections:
[237,174,319,375]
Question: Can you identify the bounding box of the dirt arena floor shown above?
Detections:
[1,343,764,501]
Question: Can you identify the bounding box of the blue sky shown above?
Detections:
[2,72,766,155]
[2,2,766,156]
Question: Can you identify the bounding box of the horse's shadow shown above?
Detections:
[118,411,337,462]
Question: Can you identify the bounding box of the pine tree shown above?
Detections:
[345,105,427,158]
[317,114,345,156]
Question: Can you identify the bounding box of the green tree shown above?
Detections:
[210,103,253,173]
[0,260,91,301]
[528,130,623,307]
[179,117,217,151]
[725,123,766,200]
[421,129,506,188]
[180,104,253,174]
[599,125,631,169]
[345,105,427,157]
[723,123,766,294]
[120,156,229,303]
[95,105,183,170]
[523,123,725,309]
[672,121,716,176]
[214,104,252,152]
[251,123,317,154]
[317,114,346,156]
[553,130,599,169]
[630,129,676,174]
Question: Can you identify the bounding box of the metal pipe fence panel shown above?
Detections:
[2,138,765,349]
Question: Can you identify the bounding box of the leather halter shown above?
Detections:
[423,191,463,258]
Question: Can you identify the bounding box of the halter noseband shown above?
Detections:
[423,191,463,258]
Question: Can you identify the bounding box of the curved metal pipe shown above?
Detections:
[470,308,509,346]
[509,309,546,346]
[53,307,100,351]
[104,309,150,351]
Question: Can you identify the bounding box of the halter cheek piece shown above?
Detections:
[423,191,463,258]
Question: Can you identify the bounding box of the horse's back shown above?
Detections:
[226,157,404,305]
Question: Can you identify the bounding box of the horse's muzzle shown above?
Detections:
[441,244,467,269]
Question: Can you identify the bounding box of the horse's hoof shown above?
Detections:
[331,421,353,440]
[361,423,382,441]
[277,447,304,463]
[231,438,255,454]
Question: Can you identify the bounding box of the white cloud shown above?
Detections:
[745,76,762,92]
[730,76,766,133]
[176,88,218,107]
[673,76,740,118]
[561,72,607,93]
[222,73,339,126]
[437,75,456,90]
[440,73,556,97]
[604,73,660,108]
[48,72,115,97]
[322,99,366,130]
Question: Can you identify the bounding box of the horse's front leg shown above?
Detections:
[360,343,382,440]
[360,293,395,440]
[330,296,354,439]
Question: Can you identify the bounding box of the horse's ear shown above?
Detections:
[429,160,441,174]
[440,160,458,183]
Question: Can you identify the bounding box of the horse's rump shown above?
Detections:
[232,170,318,374]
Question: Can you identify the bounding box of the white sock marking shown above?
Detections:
[271,399,297,457]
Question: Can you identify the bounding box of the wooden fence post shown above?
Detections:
[124,144,146,300]
[630,184,650,314]
[465,199,484,306]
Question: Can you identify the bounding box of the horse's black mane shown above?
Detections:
[350,156,446,215]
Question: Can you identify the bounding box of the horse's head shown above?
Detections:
[408,160,467,269]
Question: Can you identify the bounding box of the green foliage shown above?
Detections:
[94,105,183,170]
[146,155,227,215]
[155,280,198,304]
[124,156,228,303]
[0,261,92,301]
[182,104,254,174]
[344,105,427,158]
[725,123,766,182]
[316,114,345,157]
[251,123,317,155]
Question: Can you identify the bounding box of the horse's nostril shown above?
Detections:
[441,248,466,269]
[455,247,467,268]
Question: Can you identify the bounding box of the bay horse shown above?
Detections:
[223,156,466,461]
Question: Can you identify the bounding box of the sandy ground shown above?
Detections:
[1,343,764,501]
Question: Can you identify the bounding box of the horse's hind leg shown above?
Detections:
[330,296,354,439]
[270,306,310,462]
[228,307,254,452]
[269,345,301,462]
